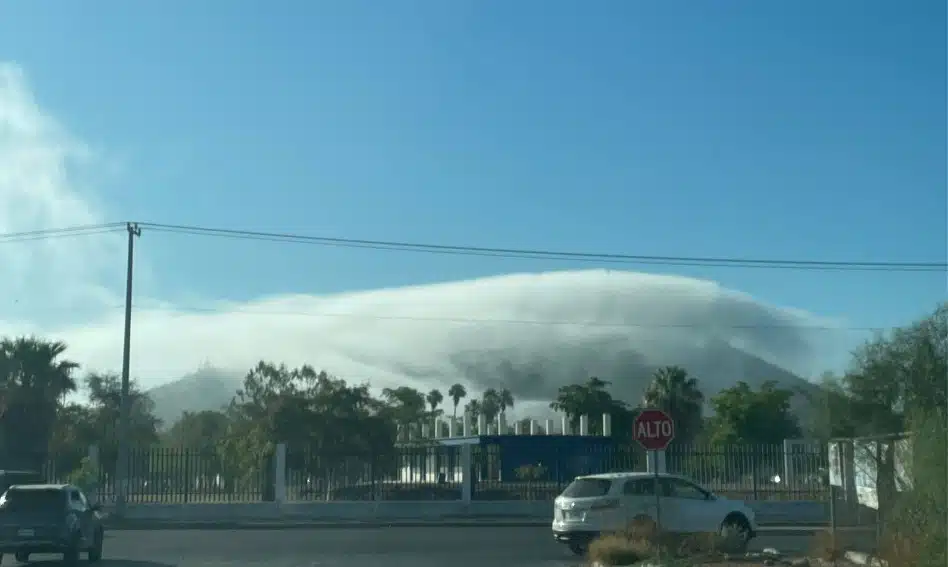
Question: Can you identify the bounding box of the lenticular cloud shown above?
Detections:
[58,269,842,418]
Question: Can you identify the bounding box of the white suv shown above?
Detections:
[551,472,758,555]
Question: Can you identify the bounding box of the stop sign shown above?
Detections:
[633,408,675,451]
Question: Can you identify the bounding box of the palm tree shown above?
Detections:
[447,384,467,418]
[0,337,80,469]
[498,388,515,416]
[464,399,481,421]
[642,365,704,445]
[481,389,502,423]
[425,389,444,415]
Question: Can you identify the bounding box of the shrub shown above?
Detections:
[588,533,653,566]
[878,408,946,567]
[588,519,744,566]
[809,529,845,562]
[65,457,99,496]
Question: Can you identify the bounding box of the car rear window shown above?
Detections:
[561,478,613,498]
[0,489,64,512]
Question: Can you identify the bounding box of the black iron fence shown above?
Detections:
[285,445,464,501]
[37,440,829,503]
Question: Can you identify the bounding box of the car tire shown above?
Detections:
[567,542,588,556]
[63,539,81,567]
[88,529,104,562]
[14,551,30,563]
[720,514,751,553]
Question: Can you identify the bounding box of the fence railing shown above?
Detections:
[39,440,829,503]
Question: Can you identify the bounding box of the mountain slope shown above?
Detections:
[147,367,243,427]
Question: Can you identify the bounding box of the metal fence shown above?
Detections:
[666,442,828,501]
[41,440,829,503]
[285,445,465,501]
[42,447,275,503]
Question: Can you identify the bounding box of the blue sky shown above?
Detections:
[0,0,945,341]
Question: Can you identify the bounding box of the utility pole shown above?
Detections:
[115,222,141,517]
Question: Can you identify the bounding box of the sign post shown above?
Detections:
[632,408,676,533]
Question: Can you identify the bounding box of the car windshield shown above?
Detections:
[561,478,612,498]
[0,489,63,512]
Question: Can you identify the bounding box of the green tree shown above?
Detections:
[84,372,162,446]
[165,410,230,450]
[425,389,444,416]
[0,337,79,469]
[550,377,633,438]
[481,388,501,423]
[834,303,947,438]
[706,380,801,445]
[641,365,705,445]
[498,388,515,417]
[464,399,481,433]
[381,386,427,425]
[48,403,95,480]
[221,362,396,494]
[800,372,861,440]
[447,383,467,418]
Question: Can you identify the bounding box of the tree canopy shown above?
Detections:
[0,301,942,491]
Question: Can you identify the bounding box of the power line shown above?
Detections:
[0,223,126,243]
[0,221,944,272]
[138,222,947,272]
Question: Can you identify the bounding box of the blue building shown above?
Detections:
[433,434,638,490]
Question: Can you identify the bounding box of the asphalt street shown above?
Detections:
[0,527,844,567]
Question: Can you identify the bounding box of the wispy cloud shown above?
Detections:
[0,62,125,325]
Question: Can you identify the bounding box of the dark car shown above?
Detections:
[0,484,104,565]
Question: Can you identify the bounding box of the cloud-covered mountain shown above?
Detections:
[140,270,838,426]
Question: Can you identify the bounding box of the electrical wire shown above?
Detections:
[0,222,942,272]
[0,223,127,243]
[137,222,947,273]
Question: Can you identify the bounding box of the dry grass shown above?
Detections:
[809,529,846,563]
[587,519,750,566]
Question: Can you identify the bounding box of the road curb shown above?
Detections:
[104,519,832,531]
[105,519,553,530]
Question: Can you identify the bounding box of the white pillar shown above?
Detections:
[602,413,612,437]
[545,419,554,435]
[513,420,523,435]
[561,416,569,435]
[498,414,508,435]
[461,445,473,504]
[579,415,590,436]
[477,414,487,436]
[463,414,472,437]
[646,450,667,474]
[529,420,539,435]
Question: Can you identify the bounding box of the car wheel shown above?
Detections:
[14,551,30,562]
[567,542,588,556]
[88,529,104,562]
[63,540,81,567]
[720,514,751,553]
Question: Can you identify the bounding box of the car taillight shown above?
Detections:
[590,498,620,510]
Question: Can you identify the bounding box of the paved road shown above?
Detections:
[0,527,852,567]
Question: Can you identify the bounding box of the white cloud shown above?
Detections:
[0,62,851,417]
[57,270,847,401]
[0,62,125,325]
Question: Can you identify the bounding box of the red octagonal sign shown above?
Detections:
[633,408,675,451]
